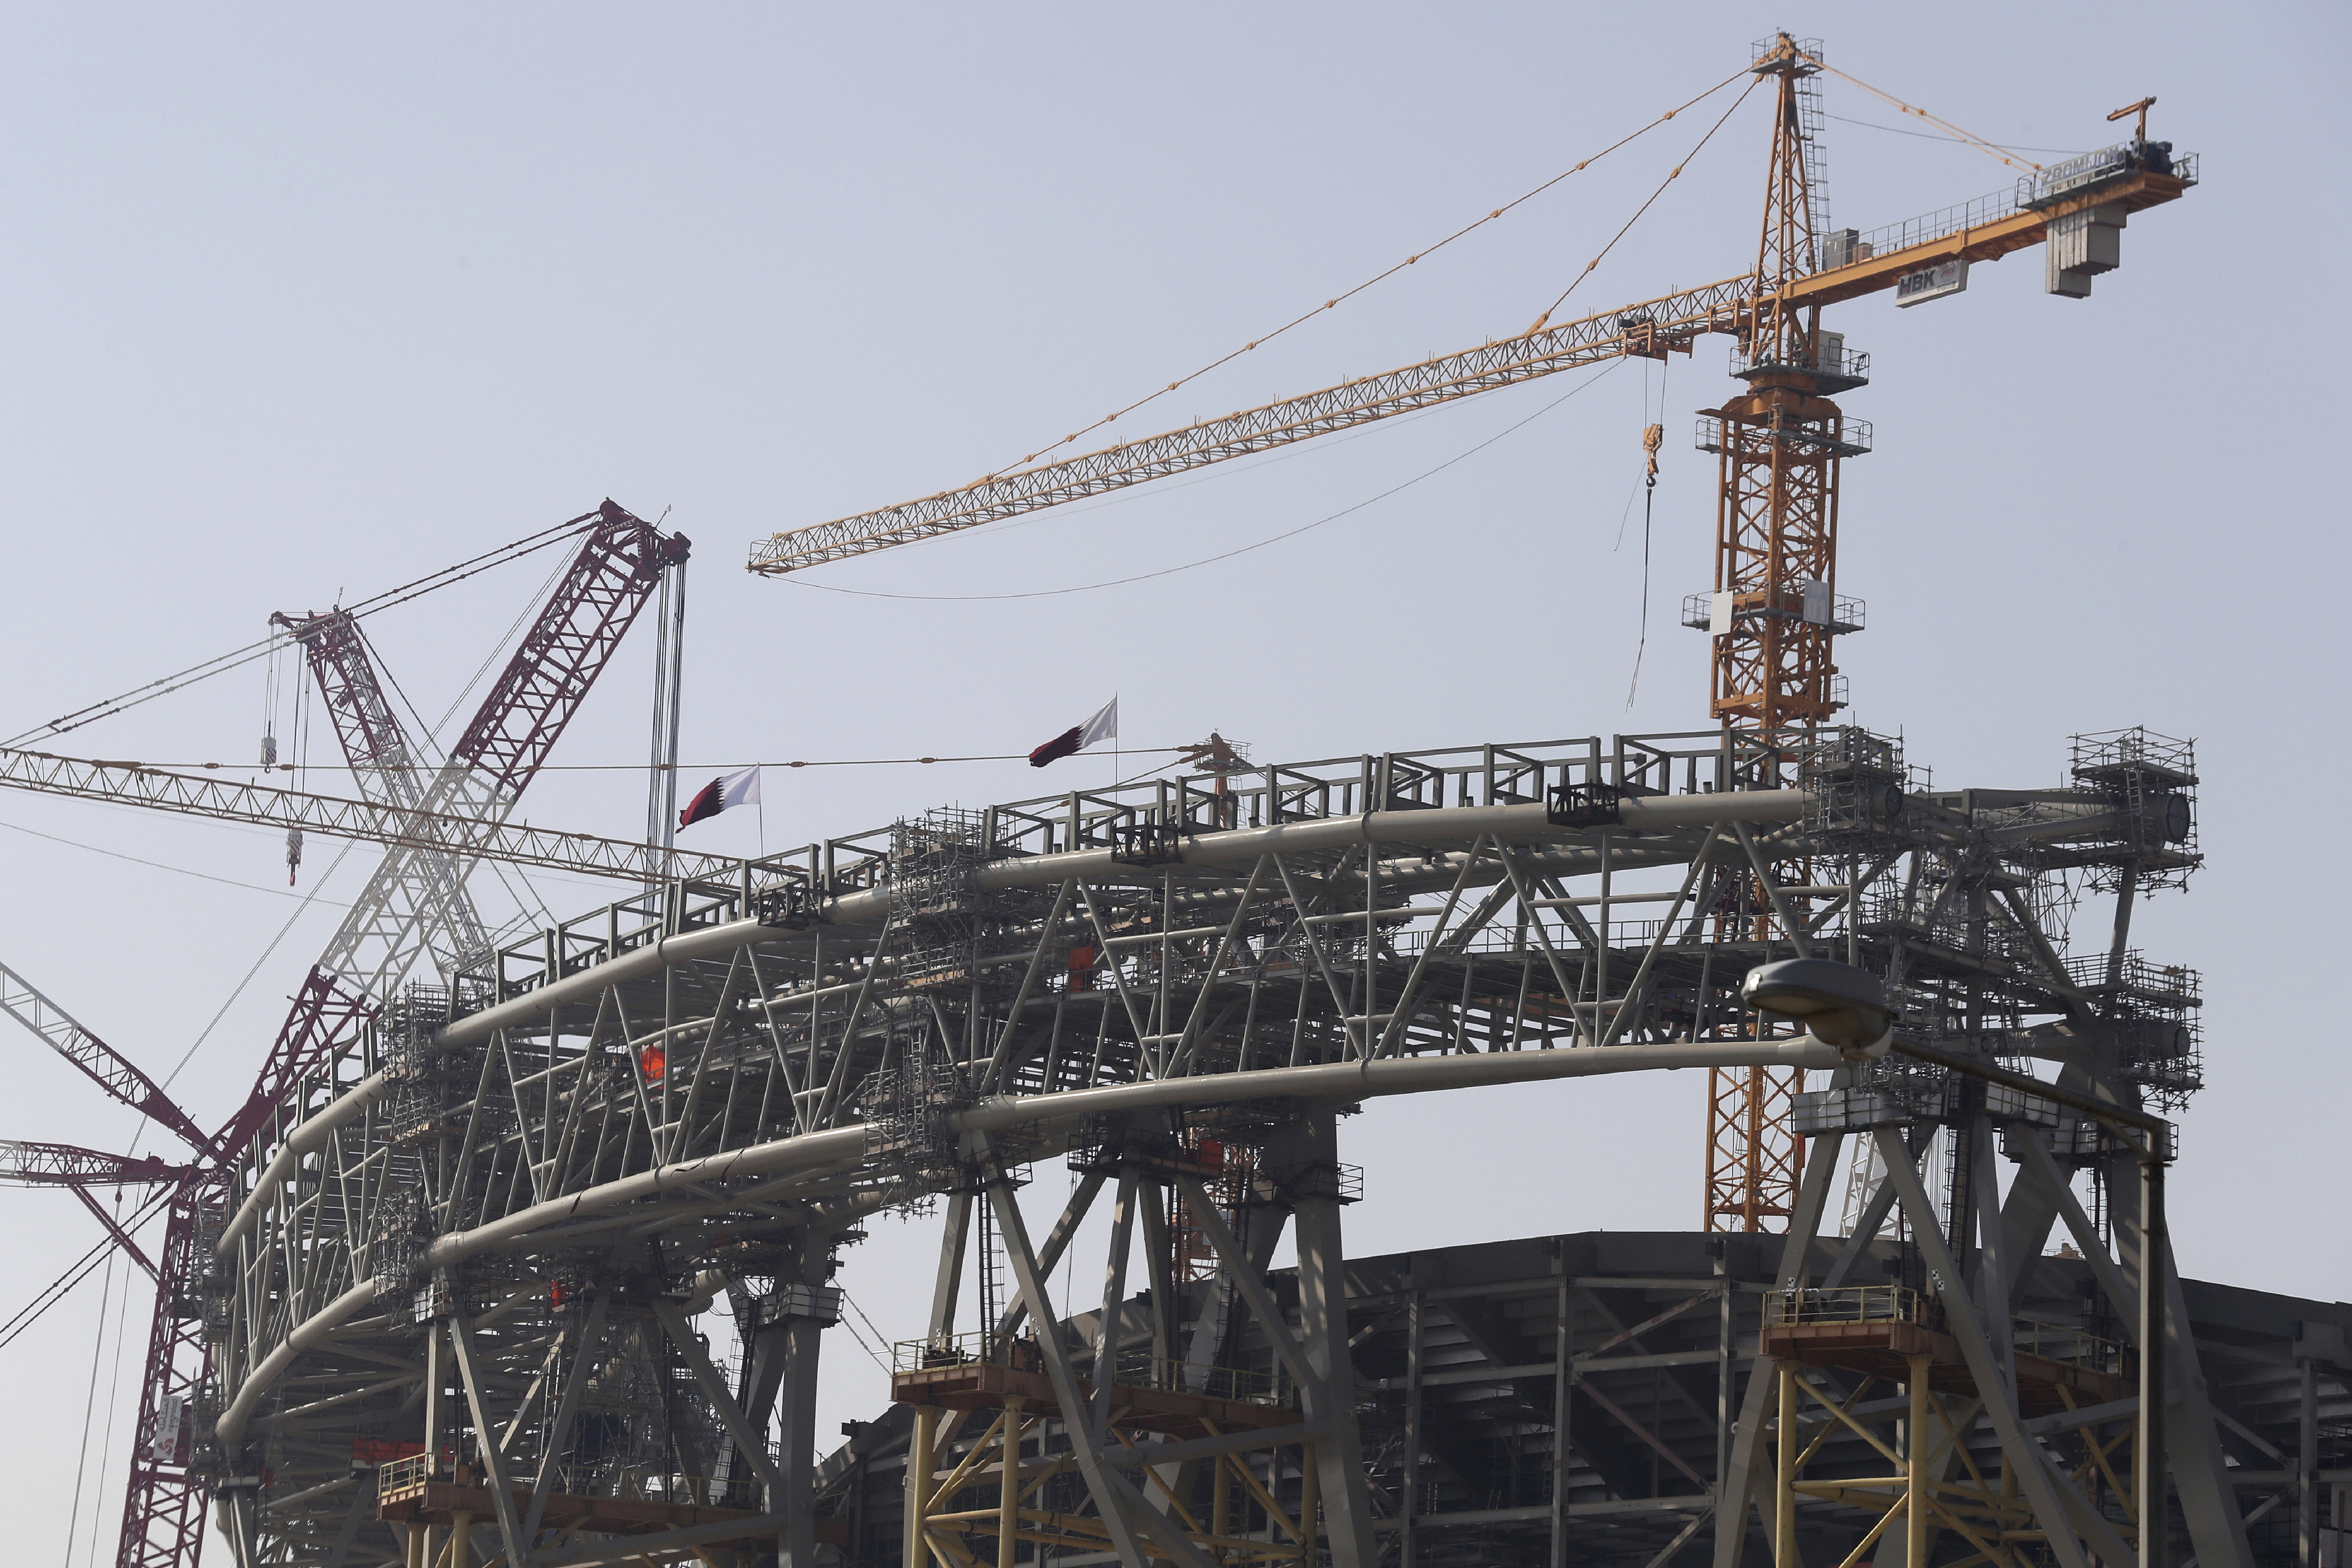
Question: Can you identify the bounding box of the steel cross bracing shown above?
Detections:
[268,608,494,997]
[190,720,2214,1567]
[307,500,688,997]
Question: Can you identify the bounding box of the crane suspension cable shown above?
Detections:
[1795,48,2044,172]
[1532,75,1761,329]
[0,1186,174,1351]
[0,815,356,906]
[781,359,1623,602]
[5,513,601,747]
[1826,111,2082,157]
[965,67,1748,489]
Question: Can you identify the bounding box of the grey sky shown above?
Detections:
[0,4,2342,1558]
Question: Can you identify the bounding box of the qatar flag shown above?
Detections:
[679,766,761,830]
[1028,697,1118,768]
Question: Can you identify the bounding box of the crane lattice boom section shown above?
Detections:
[0,960,213,1155]
[0,1142,197,1186]
[0,747,744,887]
[273,609,493,992]
[749,275,1761,575]
[749,158,2190,579]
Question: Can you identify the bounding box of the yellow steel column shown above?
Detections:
[405,1523,424,1568]
[998,1403,1024,1568]
[1213,1452,1231,1562]
[1299,1441,1320,1562]
[907,1404,937,1568]
[1776,1363,1799,1568]
[1905,1357,1930,1568]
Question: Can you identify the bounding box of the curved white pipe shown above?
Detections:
[212,1034,1836,1451]
[217,791,1805,1259]
[217,1073,386,1256]
[435,791,1806,1058]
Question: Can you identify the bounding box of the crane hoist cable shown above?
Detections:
[1627,355,1669,710]
[0,1185,175,1351]
[0,815,354,906]
[1827,111,2083,157]
[967,66,1751,490]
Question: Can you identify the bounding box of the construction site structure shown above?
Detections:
[744,35,2198,1237]
[0,38,2285,1568]
[0,502,688,1568]
[24,703,2326,1568]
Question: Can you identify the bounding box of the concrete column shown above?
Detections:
[777,1305,827,1568]
[2299,1351,2319,1568]
[1402,1289,1423,1568]
[1272,1109,1377,1568]
[421,1323,446,1568]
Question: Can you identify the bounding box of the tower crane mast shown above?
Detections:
[744,37,2196,1235]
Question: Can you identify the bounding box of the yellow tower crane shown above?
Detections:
[747,36,2196,1230]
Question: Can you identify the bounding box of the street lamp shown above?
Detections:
[1739,956,1896,1059]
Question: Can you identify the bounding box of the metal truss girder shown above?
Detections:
[0,1139,196,1187]
[750,276,1761,573]
[0,744,746,886]
[0,959,213,1154]
[274,609,491,987]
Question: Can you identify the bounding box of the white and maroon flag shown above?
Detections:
[1029,696,1118,768]
[679,765,761,830]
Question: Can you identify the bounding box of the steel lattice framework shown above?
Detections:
[80,502,690,1568]
[180,718,2253,1568]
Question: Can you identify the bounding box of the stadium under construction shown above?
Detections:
[3,31,2344,1568]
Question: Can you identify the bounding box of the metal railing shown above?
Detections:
[1694,414,1872,459]
[1767,1290,2130,1377]
[1765,1285,1929,1327]
[1730,342,1871,388]
[371,1448,760,1507]
[1678,589,1867,633]
[376,1452,433,1497]
[2019,143,2196,209]
[2010,1318,2130,1378]
[894,1333,1288,1407]
[549,1462,742,1505]
[1828,143,2198,279]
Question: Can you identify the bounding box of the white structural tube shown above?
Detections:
[216,788,1810,1256]
[213,1033,1837,1450]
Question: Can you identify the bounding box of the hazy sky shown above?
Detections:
[1,4,2343,1559]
